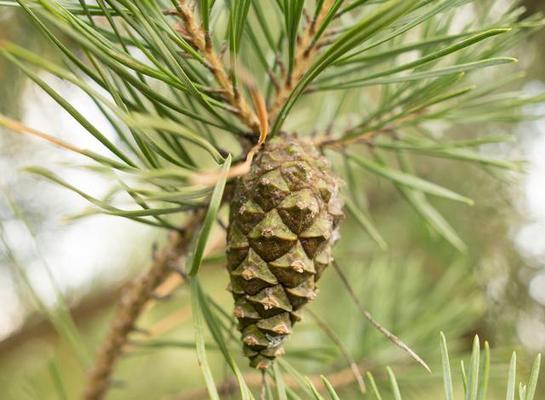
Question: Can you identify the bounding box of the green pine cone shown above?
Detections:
[227,133,343,369]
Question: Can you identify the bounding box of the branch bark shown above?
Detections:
[176,1,261,134]
[82,212,204,400]
[269,1,336,121]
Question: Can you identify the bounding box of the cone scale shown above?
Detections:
[227,133,343,369]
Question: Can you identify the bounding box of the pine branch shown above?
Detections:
[175,0,261,134]
[1,1,544,398]
[83,212,204,400]
[269,0,336,121]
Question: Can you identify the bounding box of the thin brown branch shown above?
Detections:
[332,261,432,373]
[175,1,261,134]
[316,108,428,150]
[82,212,205,400]
[269,1,336,121]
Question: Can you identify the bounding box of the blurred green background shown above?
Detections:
[1,2,545,399]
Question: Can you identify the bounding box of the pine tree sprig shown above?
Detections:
[1,1,544,398]
[269,0,335,121]
[174,0,261,134]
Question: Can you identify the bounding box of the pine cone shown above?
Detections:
[226,133,343,369]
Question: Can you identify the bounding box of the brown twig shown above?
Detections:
[269,0,336,121]
[83,212,204,400]
[332,261,432,373]
[175,1,261,134]
[315,107,428,150]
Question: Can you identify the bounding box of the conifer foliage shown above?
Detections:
[0,0,544,399]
